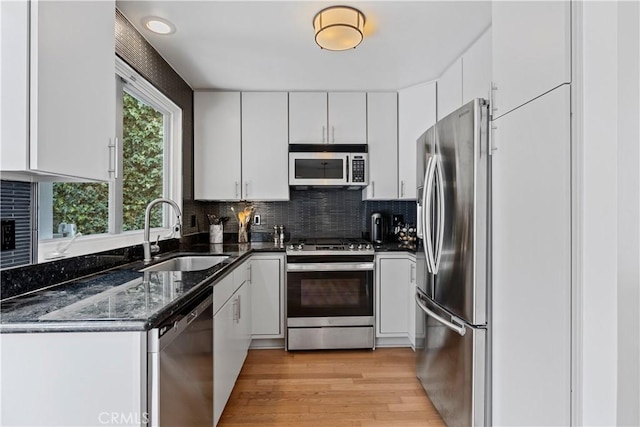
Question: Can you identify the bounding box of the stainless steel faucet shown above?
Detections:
[143,198,182,263]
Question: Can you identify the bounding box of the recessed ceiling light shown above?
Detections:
[143,17,175,35]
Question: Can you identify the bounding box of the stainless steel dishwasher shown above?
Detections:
[147,288,213,427]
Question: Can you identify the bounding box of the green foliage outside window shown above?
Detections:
[52,91,164,235]
[122,91,163,231]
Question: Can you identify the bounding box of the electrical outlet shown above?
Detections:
[1,220,16,251]
[254,215,261,225]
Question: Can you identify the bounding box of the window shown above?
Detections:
[37,58,182,259]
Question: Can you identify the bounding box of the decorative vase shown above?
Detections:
[238,222,248,243]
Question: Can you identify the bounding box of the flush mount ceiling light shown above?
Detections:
[143,17,176,35]
[313,6,366,51]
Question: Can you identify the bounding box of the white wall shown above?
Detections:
[616,2,640,425]
[578,2,619,424]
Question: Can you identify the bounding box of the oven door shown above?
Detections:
[289,152,349,186]
[286,260,374,326]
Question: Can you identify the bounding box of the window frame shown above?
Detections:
[37,57,182,262]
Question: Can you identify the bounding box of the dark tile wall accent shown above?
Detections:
[0,181,32,268]
[199,190,416,241]
[115,9,198,235]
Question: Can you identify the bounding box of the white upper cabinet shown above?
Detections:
[289,92,367,144]
[242,92,289,200]
[289,92,327,144]
[398,81,437,200]
[1,0,115,181]
[492,1,571,118]
[194,92,242,200]
[437,58,463,120]
[327,92,367,144]
[462,28,492,105]
[363,92,398,200]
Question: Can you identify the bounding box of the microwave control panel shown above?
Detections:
[351,156,366,183]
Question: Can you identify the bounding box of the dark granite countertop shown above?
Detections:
[373,242,418,253]
[0,242,285,333]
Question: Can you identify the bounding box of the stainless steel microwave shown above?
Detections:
[288,144,368,188]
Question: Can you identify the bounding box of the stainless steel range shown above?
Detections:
[286,238,375,350]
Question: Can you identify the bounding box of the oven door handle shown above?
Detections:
[287,262,374,272]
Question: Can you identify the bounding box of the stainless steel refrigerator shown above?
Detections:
[415,98,491,427]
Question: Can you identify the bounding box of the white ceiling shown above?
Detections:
[116,1,491,91]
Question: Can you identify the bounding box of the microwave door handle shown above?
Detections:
[346,155,349,183]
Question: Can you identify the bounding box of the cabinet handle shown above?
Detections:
[410,264,416,284]
[371,181,375,198]
[233,298,239,322]
[108,138,119,179]
[322,125,326,143]
[332,126,335,143]
[247,264,252,283]
[235,181,239,198]
[490,124,498,155]
[490,82,498,117]
[245,182,249,198]
[237,295,241,322]
[400,180,405,198]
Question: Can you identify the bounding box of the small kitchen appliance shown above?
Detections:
[288,144,368,189]
[370,212,385,244]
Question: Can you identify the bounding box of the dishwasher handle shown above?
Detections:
[158,290,213,347]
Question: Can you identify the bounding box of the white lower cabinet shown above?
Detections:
[0,331,145,426]
[250,254,285,339]
[375,253,415,347]
[214,265,252,426]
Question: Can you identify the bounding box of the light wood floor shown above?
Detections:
[218,347,445,427]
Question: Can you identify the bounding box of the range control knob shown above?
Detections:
[296,244,304,250]
[357,244,364,250]
[287,244,295,250]
[365,243,372,250]
[349,243,356,250]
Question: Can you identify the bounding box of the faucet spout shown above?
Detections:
[143,198,182,263]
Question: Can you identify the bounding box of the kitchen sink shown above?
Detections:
[140,255,229,272]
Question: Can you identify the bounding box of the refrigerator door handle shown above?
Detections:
[433,156,445,274]
[415,292,466,336]
[422,155,437,272]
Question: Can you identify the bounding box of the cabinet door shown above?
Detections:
[437,58,463,120]
[250,256,284,338]
[237,279,252,353]
[214,279,248,425]
[328,92,367,144]
[363,92,398,200]
[289,92,327,144]
[398,82,436,200]
[194,92,241,200]
[492,85,571,426]
[462,28,492,105]
[376,256,411,336]
[242,92,289,200]
[30,0,115,180]
[492,1,571,118]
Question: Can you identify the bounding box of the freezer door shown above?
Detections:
[415,290,487,427]
[432,99,489,325]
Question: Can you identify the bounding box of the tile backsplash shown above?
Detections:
[200,189,416,241]
[0,180,32,268]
